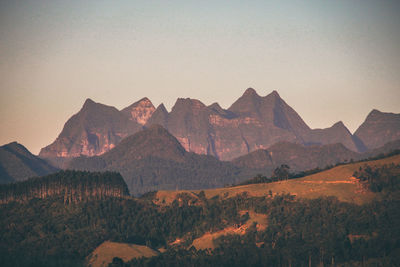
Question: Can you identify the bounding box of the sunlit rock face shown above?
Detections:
[40,88,391,162]
[121,97,155,125]
[146,88,362,160]
[39,98,142,159]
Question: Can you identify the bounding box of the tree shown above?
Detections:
[273,164,290,181]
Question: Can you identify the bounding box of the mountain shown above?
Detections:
[0,142,58,183]
[40,88,399,161]
[303,121,360,151]
[121,97,156,125]
[147,88,359,160]
[39,98,142,159]
[67,125,252,195]
[146,103,169,129]
[232,142,360,173]
[354,109,400,150]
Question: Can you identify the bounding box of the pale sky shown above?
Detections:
[1,0,400,154]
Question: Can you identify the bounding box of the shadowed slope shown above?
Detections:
[68,125,251,195]
[0,142,58,183]
[354,109,400,150]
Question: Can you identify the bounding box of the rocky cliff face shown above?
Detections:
[354,109,400,150]
[147,88,360,160]
[39,88,400,161]
[39,99,143,159]
[121,97,155,125]
[67,125,251,195]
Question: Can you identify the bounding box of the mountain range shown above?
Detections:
[38,88,400,163]
[65,124,400,195]
[66,125,253,196]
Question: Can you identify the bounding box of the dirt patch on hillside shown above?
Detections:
[191,210,267,250]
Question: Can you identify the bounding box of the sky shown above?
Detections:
[1,0,400,155]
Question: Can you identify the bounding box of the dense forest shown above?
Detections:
[0,162,399,266]
[0,170,129,204]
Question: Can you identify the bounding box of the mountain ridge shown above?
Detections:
[38,88,400,161]
[0,142,58,183]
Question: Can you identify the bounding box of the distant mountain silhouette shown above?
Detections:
[354,109,400,150]
[0,142,58,183]
[67,125,252,195]
[39,88,400,161]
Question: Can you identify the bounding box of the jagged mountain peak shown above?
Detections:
[172,98,207,112]
[155,103,168,113]
[124,97,154,109]
[145,103,169,128]
[80,98,118,115]
[332,121,347,129]
[243,87,260,97]
[208,102,223,110]
[83,98,96,106]
[330,121,353,135]
[121,97,155,125]
[354,109,400,150]
[266,90,280,98]
[228,88,263,114]
[370,109,381,114]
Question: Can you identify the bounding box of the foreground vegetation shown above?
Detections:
[0,160,399,266]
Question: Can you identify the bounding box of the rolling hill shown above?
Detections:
[154,154,400,205]
[0,142,58,183]
[67,125,254,195]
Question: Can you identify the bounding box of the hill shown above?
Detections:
[155,154,400,205]
[67,125,254,195]
[0,142,58,183]
[354,109,400,150]
[1,155,399,266]
[232,142,360,173]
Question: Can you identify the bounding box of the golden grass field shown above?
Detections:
[87,241,159,267]
[155,154,400,205]
[191,210,268,250]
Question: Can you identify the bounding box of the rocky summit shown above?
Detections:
[39,88,400,161]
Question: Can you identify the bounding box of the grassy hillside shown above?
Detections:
[155,154,400,205]
[87,241,158,267]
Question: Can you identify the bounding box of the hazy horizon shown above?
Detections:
[1,1,400,154]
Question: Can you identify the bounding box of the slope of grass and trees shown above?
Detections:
[0,154,399,266]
